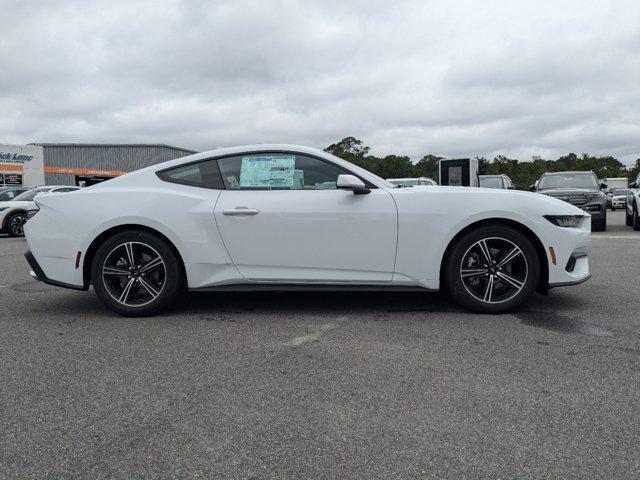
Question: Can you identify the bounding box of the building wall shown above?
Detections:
[32,143,197,186]
[0,144,45,187]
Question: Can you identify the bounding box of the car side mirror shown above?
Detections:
[600,183,608,190]
[630,182,638,188]
[529,185,536,191]
[337,174,370,194]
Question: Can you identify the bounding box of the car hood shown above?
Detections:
[394,185,583,215]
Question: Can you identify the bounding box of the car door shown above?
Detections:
[213,152,398,283]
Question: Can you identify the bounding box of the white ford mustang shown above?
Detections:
[24,144,591,316]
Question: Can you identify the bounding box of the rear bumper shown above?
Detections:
[24,250,87,291]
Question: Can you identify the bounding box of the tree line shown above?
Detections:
[325,137,640,189]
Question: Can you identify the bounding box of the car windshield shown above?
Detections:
[479,177,503,188]
[613,189,628,195]
[537,173,598,190]
[12,188,52,202]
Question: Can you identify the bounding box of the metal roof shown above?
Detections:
[28,143,197,153]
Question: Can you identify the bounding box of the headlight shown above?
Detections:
[544,215,585,228]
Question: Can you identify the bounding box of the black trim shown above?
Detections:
[189,283,434,293]
[24,250,87,291]
[548,273,591,288]
[155,150,378,190]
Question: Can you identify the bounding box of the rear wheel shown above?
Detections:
[7,212,26,237]
[444,225,540,313]
[91,230,184,316]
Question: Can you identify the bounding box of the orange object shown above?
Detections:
[548,246,557,265]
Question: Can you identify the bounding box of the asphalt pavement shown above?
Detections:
[1,211,639,479]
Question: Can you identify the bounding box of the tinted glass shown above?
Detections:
[158,160,224,189]
[479,177,503,188]
[0,190,21,201]
[217,154,349,190]
[537,174,599,190]
[613,189,628,195]
[53,187,80,193]
[13,188,53,202]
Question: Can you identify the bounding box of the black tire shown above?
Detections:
[91,230,184,316]
[444,225,540,314]
[611,207,615,211]
[7,212,27,237]
[633,204,640,231]
[626,206,633,226]
[592,217,606,232]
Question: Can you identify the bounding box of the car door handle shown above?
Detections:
[223,207,260,216]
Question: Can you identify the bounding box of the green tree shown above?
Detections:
[414,155,442,181]
[628,159,640,183]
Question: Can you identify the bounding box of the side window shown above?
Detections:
[217,153,350,190]
[157,160,224,189]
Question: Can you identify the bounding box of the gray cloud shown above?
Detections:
[2,0,639,165]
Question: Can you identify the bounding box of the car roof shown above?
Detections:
[104,144,390,189]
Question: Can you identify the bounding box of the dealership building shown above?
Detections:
[0,143,197,187]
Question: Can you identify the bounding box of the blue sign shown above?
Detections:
[0,152,34,163]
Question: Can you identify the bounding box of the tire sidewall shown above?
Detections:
[445,225,540,313]
[91,230,183,316]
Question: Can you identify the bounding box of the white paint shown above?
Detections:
[24,144,592,294]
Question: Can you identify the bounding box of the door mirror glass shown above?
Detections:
[337,175,370,194]
[600,183,608,190]
[630,181,638,189]
[529,184,536,191]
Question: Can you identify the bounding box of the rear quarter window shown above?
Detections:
[157,160,224,189]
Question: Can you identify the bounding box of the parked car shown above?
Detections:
[610,188,628,211]
[531,171,607,231]
[387,177,437,187]
[626,173,640,230]
[0,186,29,202]
[479,174,516,189]
[24,144,591,317]
[0,186,81,237]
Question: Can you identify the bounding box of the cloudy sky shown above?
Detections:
[2,0,639,165]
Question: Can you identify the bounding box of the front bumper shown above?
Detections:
[24,250,87,291]
[527,215,591,289]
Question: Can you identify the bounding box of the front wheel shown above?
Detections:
[7,212,27,237]
[91,230,184,316]
[444,225,540,313]
[592,217,606,232]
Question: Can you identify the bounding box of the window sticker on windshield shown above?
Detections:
[239,156,296,188]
